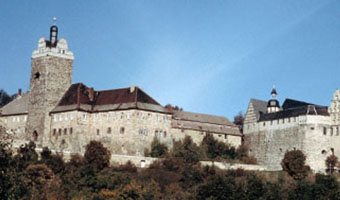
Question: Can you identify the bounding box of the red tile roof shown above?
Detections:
[54,83,163,113]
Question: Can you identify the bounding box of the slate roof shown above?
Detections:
[249,98,267,121]
[171,111,241,136]
[173,111,235,126]
[0,93,29,116]
[51,83,170,113]
[259,99,329,122]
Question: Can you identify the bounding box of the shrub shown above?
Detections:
[281,149,310,180]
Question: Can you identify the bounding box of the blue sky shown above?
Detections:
[1,0,339,119]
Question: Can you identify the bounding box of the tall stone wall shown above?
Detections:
[244,114,340,172]
[50,110,173,155]
[26,55,73,147]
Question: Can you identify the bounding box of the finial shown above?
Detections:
[53,17,57,25]
[271,85,277,98]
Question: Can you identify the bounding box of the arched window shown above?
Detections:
[33,131,38,141]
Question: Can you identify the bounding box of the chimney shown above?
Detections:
[18,88,22,96]
[88,88,94,101]
[130,86,135,93]
[165,105,173,113]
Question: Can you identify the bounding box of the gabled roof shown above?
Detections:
[250,98,267,120]
[0,93,29,116]
[172,111,236,126]
[51,83,169,113]
[171,111,240,136]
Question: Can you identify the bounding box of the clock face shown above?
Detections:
[270,101,276,106]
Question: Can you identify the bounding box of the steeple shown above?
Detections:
[267,86,280,113]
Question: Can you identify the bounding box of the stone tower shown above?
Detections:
[26,18,74,147]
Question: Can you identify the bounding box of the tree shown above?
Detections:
[172,136,201,163]
[281,149,310,180]
[233,111,244,133]
[148,137,168,158]
[326,154,338,174]
[84,140,111,171]
[40,147,65,174]
[0,89,16,107]
[13,141,39,171]
[165,104,183,111]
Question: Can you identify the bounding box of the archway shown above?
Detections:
[33,131,38,141]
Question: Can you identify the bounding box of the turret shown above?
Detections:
[267,86,280,113]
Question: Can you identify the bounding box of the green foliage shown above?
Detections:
[40,146,65,174]
[199,133,256,163]
[3,140,340,199]
[13,141,39,171]
[147,136,168,158]
[172,136,202,163]
[196,174,238,200]
[84,140,111,171]
[281,149,310,180]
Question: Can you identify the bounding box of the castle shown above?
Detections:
[244,87,340,172]
[0,22,241,159]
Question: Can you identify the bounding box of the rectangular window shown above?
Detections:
[120,127,125,134]
[65,114,68,121]
[53,129,56,136]
[107,113,111,120]
[107,127,112,134]
[97,129,100,135]
[323,127,327,135]
[163,131,167,137]
[70,114,74,120]
[24,116,27,121]
[58,128,62,136]
[82,114,87,121]
[337,127,339,136]
[288,118,291,123]
[148,113,152,120]
[64,128,67,135]
[155,130,159,137]
[331,127,334,136]
[59,114,63,121]
[127,112,131,120]
[70,128,73,135]
[121,112,124,119]
[225,135,228,139]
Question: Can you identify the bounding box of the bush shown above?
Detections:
[84,140,111,171]
[281,149,310,180]
[148,137,168,158]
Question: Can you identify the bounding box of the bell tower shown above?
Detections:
[267,86,280,113]
[26,18,74,147]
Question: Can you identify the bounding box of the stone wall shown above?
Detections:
[26,55,73,148]
[49,109,242,157]
[244,113,340,172]
[50,110,173,155]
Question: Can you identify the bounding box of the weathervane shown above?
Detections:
[53,17,57,25]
